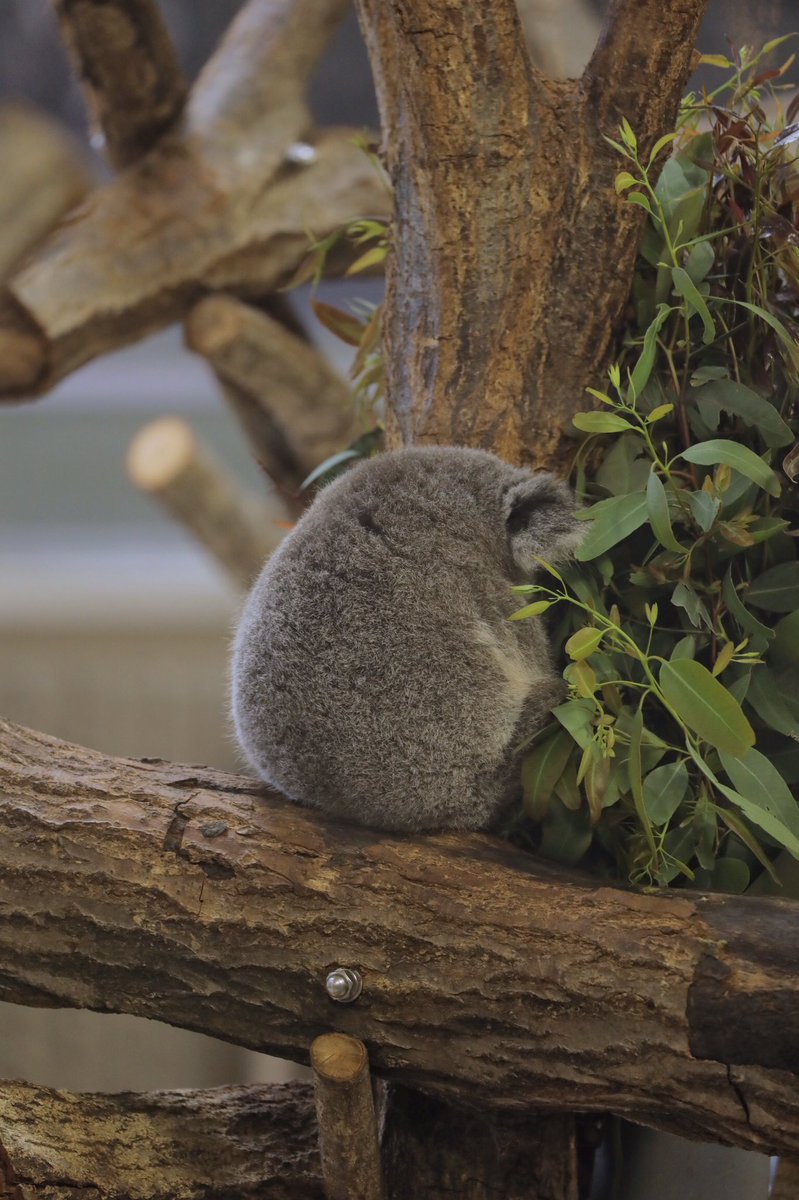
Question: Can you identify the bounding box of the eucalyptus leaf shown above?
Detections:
[659,659,755,755]
[719,748,799,858]
[643,761,690,824]
[680,440,781,497]
[538,797,593,866]
[687,489,719,532]
[522,730,575,821]
[646,471,685,552]
[573,412,636,435]
[684,240,715,284]
[722,568,774,642]
[552,699,595,750]
[695,379,793,448]
[771,610,799,667]
[746,667,799,739]
[746,562,799,612]
[672,266,716,344]
[575,493,650,561]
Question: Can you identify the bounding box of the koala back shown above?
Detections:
[231,446,582,832]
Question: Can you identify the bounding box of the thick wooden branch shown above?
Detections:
[354,0,708,467]
[126,416,285,589]
[0,0,388,400]
[0,104,90,281]
[0,1078,323,1199]
[52,0,187,168]
[1,718,798,1157]
[186,295,355,496]
[0,129,389,399]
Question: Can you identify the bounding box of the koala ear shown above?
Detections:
[503,473,584,574]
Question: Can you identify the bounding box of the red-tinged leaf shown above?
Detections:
[310,300,365,346]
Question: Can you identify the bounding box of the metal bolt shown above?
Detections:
[285,141,318,166]
[325,966,363,1003]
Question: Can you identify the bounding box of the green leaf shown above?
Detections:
[552,699,595,750]
[680,440,781,497]
[565,626,605,660]
[771,611,799,667]
[522,730,575,821]
[628,707,657,856]
[626,191,654,214]
[730,299,794,346]
[615,170,638,193]
[687,489,719,532]
[510,600,554,621]
[574,493,650,561]
[672,580,711,630]
[538,797,593,866]
[659,659,755,756]
[594,435,651,496]
[628,304,672,399]
[572,411,635,435]
[746,562,799,612]
[711,857,750,894]
[719,748,799,859]
[620,117,638,151]
[646,403,674,424]
[646,471,685,552]
[746,667,799,739]
[671,634,697,661]
[648,131,679,164]
[723,568,774,643]
[671,266,716,344]
[684,240,715,284]
[695,380,794,449]
[643,761,690,825]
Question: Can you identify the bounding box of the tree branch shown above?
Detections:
[0,103,90,281]
[0,1078,323,1199]
[0,129,389,398]
[126,416,286,588]
[311,1034,384,1200]
[185,295,355,496]
[1,717,798,1156]
[52,0,187,169]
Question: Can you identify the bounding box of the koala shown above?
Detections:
[231,446,583,833]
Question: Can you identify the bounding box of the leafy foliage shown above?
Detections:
[512,44,799,892]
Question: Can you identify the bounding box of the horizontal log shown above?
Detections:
[0,717,798,1155]
[0,1078,322,1199]
[53,0,188,168]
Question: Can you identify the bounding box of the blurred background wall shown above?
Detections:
[0,0,795,1093]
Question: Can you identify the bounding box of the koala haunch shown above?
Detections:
[231,446,583,833]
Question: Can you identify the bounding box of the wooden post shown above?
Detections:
[126,416,288,589]
[311,1033,384,1200]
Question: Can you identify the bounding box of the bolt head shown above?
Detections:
[325,967,363,1003]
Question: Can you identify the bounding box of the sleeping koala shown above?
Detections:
[231,446,583,833]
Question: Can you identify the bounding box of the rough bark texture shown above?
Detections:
[0,0,388,399]
[0,103,90,282]
[383,1090,578,1200]
[53,0,188,168]
[773,1156,799,1200]
[311,1034,385,1200]
[185,295,356,496]
[1,717,798,1157]
[0,1079,323,1199]
[354,0,708,467]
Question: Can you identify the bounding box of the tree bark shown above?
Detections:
[185,295,356,496]
[0,1079,323,1199]
[311,1034,385,1200]
[53,0,188,168]
[0,103,90,282]
[383,1090,578,1200]
[1,717,798,1157]
[354,0,708,467]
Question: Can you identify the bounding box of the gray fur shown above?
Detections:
[231,446,583,833]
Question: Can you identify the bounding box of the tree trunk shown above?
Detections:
[354,0,708,467]
[1,718,797,1157]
